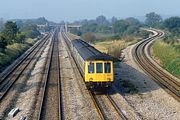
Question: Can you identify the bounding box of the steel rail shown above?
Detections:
[0,34,51,101]
[133,29,180,101]
[38,29,62,120]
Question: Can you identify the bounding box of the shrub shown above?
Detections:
[25,38,36,46]
[0,43,29,72]
[107,45,123,58]
[82,32,96,43]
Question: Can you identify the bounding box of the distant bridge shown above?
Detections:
[65,24,81,32]
[43,23,82,32]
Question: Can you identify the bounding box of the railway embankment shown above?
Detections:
[152,40,180,78]
[116,30,180,120]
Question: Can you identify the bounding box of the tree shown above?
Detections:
[96,15,109,25]
[81,19,88,25]
[126,17,141,26]
[81,23,98,33]
[111,17,118,24]
[21,24,40,39]
[125,25,139,35]
[2,21,18,44]
[165,17,180,36]
[16,33,26,43]
[145,12,162,26]
[97,25,112,33]
[163,17,180,31]
[0,18,4,31]
[163,17,180,41]
[0,35,7,52]
[112,20,129,34]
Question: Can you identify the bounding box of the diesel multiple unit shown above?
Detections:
[62,32,114,88]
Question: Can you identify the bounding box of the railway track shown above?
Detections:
[62,32,127,120]
[0,33,51,101]
[133,29,180,101]
[38,29,62,120]
[90,92,127,120]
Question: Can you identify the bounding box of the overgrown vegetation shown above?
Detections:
[152,40,180,78]
[0,21,41,72]
[94,36,138,58]
[0,43,29,71]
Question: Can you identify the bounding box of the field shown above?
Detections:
[152,40,180,78]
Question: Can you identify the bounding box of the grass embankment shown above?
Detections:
[0,38,37,72]
[94,37,139,58]
[152,40,180,78]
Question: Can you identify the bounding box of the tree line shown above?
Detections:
[0,21,41,52]
[69,12,180,43]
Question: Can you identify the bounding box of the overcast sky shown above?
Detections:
[0,0,180,22]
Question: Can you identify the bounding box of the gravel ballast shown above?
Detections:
[59,33,101,119]
[116,44,180,120]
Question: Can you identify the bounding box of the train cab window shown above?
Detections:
[104,63,111,73]
[96,63,103,73]
[88,62,94,73]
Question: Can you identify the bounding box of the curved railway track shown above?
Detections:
[0,33,51,101]
[133,29,180,101]
[38,29,62,120]
[62,32,127,120]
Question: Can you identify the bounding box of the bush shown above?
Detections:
[25,38,36,46]
[82,32,96,43]
[107,45,123,58]
[0,43,29,72]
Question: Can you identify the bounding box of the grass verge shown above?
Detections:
[152,40,180,78]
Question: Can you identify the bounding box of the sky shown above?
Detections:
[0,0,180,22]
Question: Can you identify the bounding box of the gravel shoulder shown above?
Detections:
[115,44,180,120]
[59,34,101,119]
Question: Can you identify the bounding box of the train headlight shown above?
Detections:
[89,78,93,81]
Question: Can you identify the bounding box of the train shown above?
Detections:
[62,32,114,88]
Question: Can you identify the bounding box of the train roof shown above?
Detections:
[71,39,114,61]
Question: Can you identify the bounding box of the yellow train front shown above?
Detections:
[62,33,114,88]
[85,59,114,88]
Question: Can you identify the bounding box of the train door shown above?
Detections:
[95,61,105,82]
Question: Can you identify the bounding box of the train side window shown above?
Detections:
[96,63,103,73]
[104,63,111,73]
[88,62,94,73]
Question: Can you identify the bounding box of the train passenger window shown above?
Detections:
[96,63,103,73]
[104,63,111,73]
[88,63,94,73]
